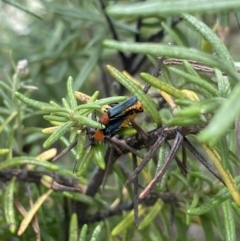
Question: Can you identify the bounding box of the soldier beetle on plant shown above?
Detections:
[93,96,143,142]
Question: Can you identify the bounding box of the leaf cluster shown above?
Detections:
[1,1,240,241]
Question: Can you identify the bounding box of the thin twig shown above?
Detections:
[0,169,82,191]
[183,137,225,185]
[52,139,77,162]
[139,132,183,198]
[126,132,167,186]
[108,137,144,159]
[143,57,164,94]
[79,192,178,223]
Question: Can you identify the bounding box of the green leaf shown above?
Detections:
[174,98,224,118]
[4,177,16,234]
[181,14,235,69]
[106,65,162,126]
[76,148,94,177]
[43,121,75,148]
[73,115,103,129]
[90,223,102,241]
[215,68,230,97]
[74,45,102,90]
[0,157,59,171]
[15,92,51,110]
[112,206,146,236]
[68,213,78,241]
[140,73,187,100]
[188,176,240,215]
[106,0,240,17]
[43,115,68,123]
[79,224,88,241]
[138,200,163,230]
[93,144,106,170]
[198,83,240,145]
[2,0,42,19]
[76,132,87,160]
[161,22,185,46]
[94,96,127,106]
[67,77,77,110]
[103,40,240,83]
[201,215,215,241]
[63,192,100,207]
[223,200,236,241]
[168,67,219,96]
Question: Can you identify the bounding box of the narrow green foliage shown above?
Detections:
[140,73,188,99]
[174,99,194,107]
[215,68,230,97]
[69,127,78,144]
[188,176,240,215]
[106,65,162,126]
[76,148,94,177]
[169,67,219,96]
[112,207,146,236]
[173,98,224,117]
[189,171,214,190]
[93,96,127,106]
[231,202,240,217]
[212,208,225,239]
[90,223,103,241]
[93,144,106,170]
[68,213,78,241]
[63,192,100,207]
[72,115,103,129]
[0,157,59,171]
[43,121,75,148]
[74,44,103,90]
[198,83,240,145]
[201,215,215,241]
[2,0,42,19]
[15,92,51,110]
[43,115,69,122]
[138,200,163,230]
[79,224,88,241]
[67,77,78,110]
[50,100,61,108]
[103,40,240,82]
[41,106,70,113]
[76,132,87,160]
[222,200,236,241]
[62,98,71,109]
[161,22,185,46]
[0,149,10,156]
[0,112,18,133]
[217,137,231,170]
[155,143,169,189]
[106,0,240,17]
[168,117,206,126]
[74,103,102,112]
[88,91,100,102]
[189,193,199,211]
[181,14,235,69]
[4,177,16,234]
[2,2,240,240]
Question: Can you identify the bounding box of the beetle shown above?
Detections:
[92,96,144,142]
[98,96,143,125]
[107,96,138,118]
[93,109,140,142]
